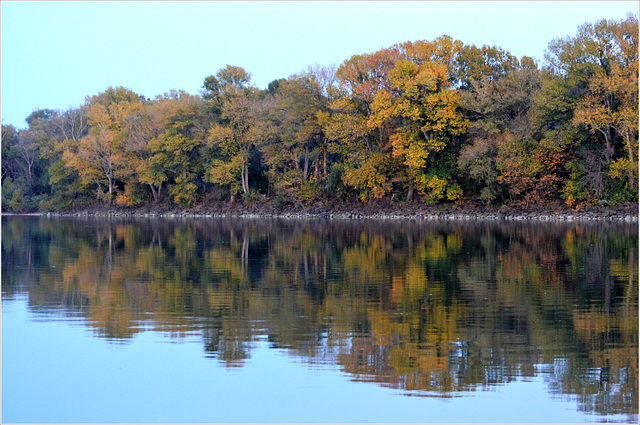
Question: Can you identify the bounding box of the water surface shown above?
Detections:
[2,216,638,423]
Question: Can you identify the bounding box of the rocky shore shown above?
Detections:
[17,200,638,223]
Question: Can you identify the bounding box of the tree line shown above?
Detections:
[2,15,637,212]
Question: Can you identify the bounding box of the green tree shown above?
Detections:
[204,65,266,200]
[452,44,518,90]
[1,124,18,183]
[134,90,205,205]
[262,74,328,202]
[458,57,542,204]
[2,110,61,211]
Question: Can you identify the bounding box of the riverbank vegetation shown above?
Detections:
[2,15,638,213]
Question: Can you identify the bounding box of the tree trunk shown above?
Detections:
[241,161,249,195]
[107,176,113,205]
[303,145,310,182]
[313,157,320,180]
[628,138,636,164]
[245,167,249,194]
[150,185,158,202]
[598,127,614,163]
[26,163,33,195]
[323,141,328,177]
[421,128,433,141]
[95,179,102,200]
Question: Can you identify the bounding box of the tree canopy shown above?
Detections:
[2,14,637,212]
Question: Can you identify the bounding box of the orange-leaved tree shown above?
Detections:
[63,87,144,204]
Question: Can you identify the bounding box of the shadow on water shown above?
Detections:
[2,215,638,417]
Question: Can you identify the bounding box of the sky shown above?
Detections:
[1,1,637,129]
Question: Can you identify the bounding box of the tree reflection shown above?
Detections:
[1,216,637,416]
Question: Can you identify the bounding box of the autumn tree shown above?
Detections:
[318,93,385,200]
[262,74,328,203]
[47,106,90,144]
[135,90,206,206]
[35,105,92,210]
[301,63,338,180]
[452,44,518,90]
[203,65,266,200]
[458,56,542,204]
[571,16,639,196]
[369,59,467,202]
[319,47,403,201]
[537,14,639,205]
[63,87,145,204]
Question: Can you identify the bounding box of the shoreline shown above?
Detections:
[3,202,638,222]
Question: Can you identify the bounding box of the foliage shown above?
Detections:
[496,136,572,208]
[261,74,327,202]
[204,65,267,201]
[1,15,637,212]
[535,14,639,205]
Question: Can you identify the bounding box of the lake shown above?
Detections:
[1,215,638,423]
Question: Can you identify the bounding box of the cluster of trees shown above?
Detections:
[2,15,637,212]
[3,217,637,415]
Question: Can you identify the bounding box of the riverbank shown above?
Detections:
[7,200,638,222]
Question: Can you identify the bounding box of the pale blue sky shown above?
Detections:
[1,1,637,129]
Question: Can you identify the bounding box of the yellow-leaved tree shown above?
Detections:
[369,59,467,202]
[318,48,402,201]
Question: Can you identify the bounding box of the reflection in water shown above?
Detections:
[2,216,638,418]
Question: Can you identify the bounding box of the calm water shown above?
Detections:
[2,215,638,423]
